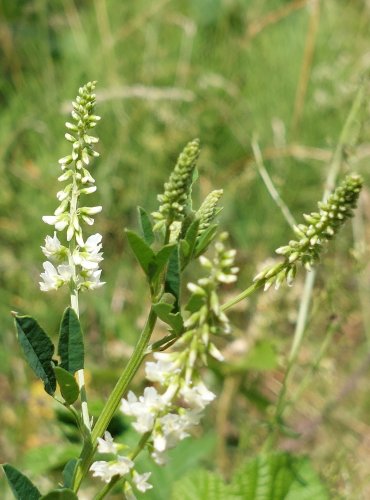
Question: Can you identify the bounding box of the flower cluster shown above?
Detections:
[40,82,104,292]
[121,233,237,464]
[196,189,223,237]
[90,234,238,489]
[90,431,152,494]
[253,174,363,290]
[152,139,200,232]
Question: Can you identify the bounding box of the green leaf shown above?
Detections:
[62,459,79,489]
[153,244,176,280]
[41,489,78,500]
[230,453,329,500]
[194,224,218,257]
[126,229,156,277]
[171,470,228,500]
[58,307,84,374]
[3,464,41,500]
[153,302,184,335]
[54,366,79,405]
[14,314,56,396]
[165,244,181,309]
[137,206,154,245]
[185,293,204,314]
[181,218,200,267]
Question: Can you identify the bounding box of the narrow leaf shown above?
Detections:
[3,464,41,500]
[153,244,176,280]
[41,489,78,500]
[181,218,200,266]
[153,302,184,335]
[54,366,79,405]
[126,229,156,277]
[14,314,56,396]
[165,244,181,309]
[62,459,79,489]
[194,224,218,257]
[137,206,154,245]
[58,308,84,374]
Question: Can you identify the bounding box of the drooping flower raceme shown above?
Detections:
[39,82,105,293]
[253,174,363,291]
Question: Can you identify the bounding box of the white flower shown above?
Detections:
[41,233,68,262]
[79,269,105,290]
[151,450,167,465]
[120,387,167,434]
[145,356,180,385]
[42,213,70,231]
[73,233,103,270]
[97,431,119,454]
[39,262,73,292]
[90,456,134,483]
[132,471,152,493]
[180,382,216,410]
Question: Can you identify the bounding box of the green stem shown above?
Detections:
[265,82,366,450]
[73,307,158,492]
[221,280,264,312]
[94,476,122,500]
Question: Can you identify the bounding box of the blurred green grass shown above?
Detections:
[1,0,370,497]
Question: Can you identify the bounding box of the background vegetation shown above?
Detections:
[1,0,370,497]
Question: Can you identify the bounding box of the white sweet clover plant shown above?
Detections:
[3,82,363,500]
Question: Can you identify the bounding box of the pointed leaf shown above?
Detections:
[165,244,181,309]
[194,224,218,257]
[3,464,41,500]
[14,314,56,396]
[58,308,84,374]
[54,366,79,405]
[62,459,79,489]
[126,229,156,277]
[41,489,78,500]
[181,218,200,267]
[137,206,154,245]
[152,243,176,280]
[153,302,184,335]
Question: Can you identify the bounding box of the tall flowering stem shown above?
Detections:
[222,173,363,312]
[40,81,104,431]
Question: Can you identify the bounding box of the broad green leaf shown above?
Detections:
[194,224,218,257]
[126,229,156,277]
[3,464,41,500]
[62,459,79,489]
[153,302,184,335]
[54,366,79,405]
[165,244,181,309]
[171,470,228,500]
[137,206,154,245]
[14,314,56,396]
[58,307,84,374]
[153,244,176,280]
[41,489,78,500]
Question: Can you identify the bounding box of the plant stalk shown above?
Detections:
[73,307,158,491]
